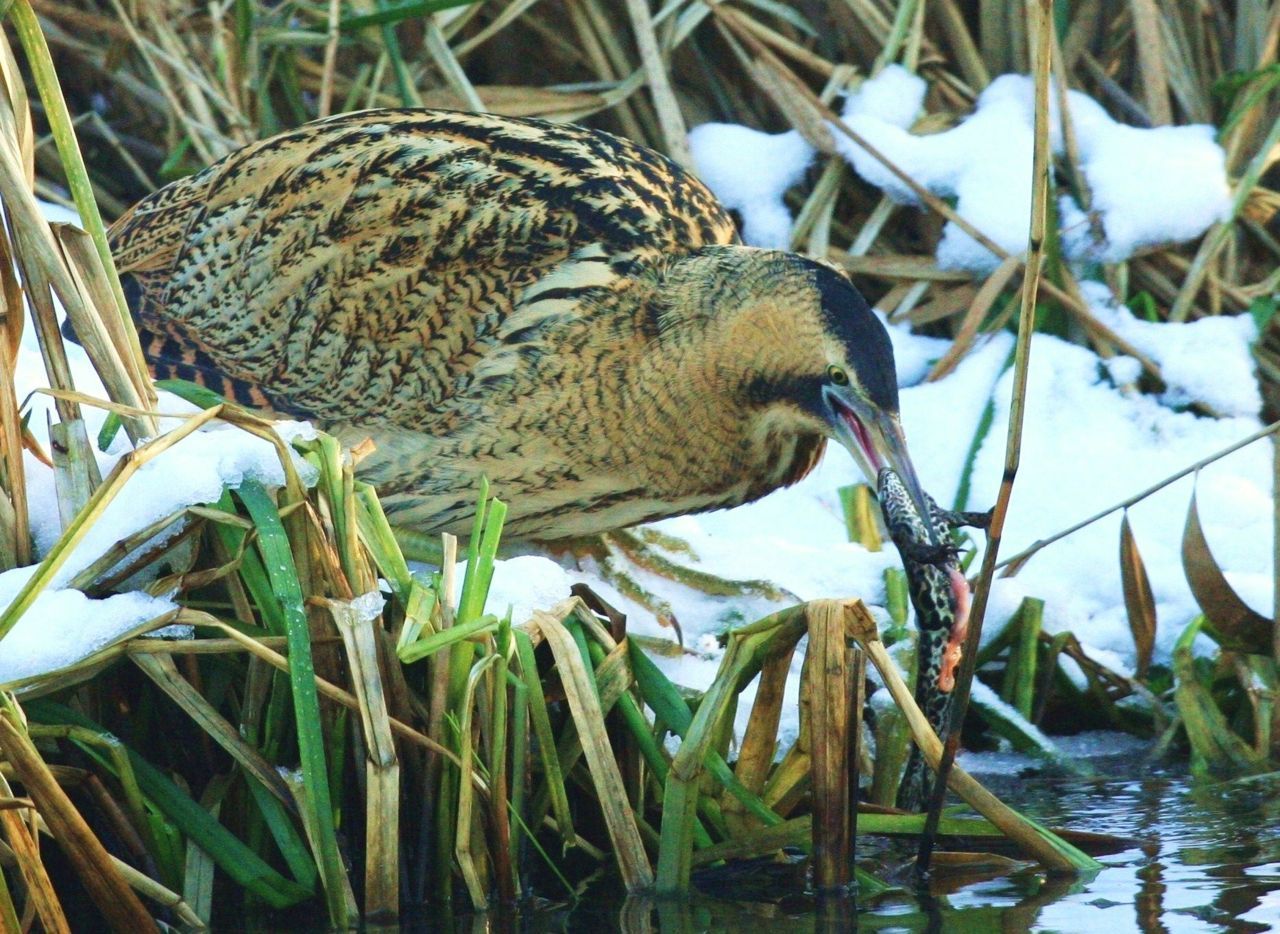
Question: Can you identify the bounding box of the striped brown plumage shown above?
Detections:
[110,109,913,543]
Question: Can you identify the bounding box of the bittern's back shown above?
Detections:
[111,109,737,425]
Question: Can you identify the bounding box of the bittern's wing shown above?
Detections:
[111,109,737,424]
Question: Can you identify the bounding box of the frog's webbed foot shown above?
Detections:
[933,505,994,534]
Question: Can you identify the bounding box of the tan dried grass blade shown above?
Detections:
[1129,0,1172,125]
[327,596,400,920]
[1119,513,1157,678]
[624,0,691,167]
[527,603,652,891]
[1181,488,1271,654]
[927,256,1021,381]
[131,653,293,802]
[0,772,70,934]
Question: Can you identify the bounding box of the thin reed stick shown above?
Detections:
[916,0,1054,875]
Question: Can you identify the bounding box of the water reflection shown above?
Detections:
[408,758,1280,932]
[527,768,1280,933]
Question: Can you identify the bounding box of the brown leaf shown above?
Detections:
[1181,489,1271,654]
[1119,513,1157,678]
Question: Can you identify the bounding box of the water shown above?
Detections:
[497,743,1280,933]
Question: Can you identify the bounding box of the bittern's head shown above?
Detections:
[661,248,933,537]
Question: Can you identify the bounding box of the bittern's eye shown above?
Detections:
[826,365,850,386]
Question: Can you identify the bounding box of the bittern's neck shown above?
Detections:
[622,248,830,495]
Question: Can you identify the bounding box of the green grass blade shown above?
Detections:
[354,481,412,603]
[340,0,477,31]
[238,479,348,927]
[514,629,575,850]
[26,701,313,907]
[629,640,783,828]
[399,613,500,664]
[243,772,320,891]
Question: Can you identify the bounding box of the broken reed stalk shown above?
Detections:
[807,600,854,890]
[328,597,400,922]
[529,604,652,892]
[841,602,1098,873]
[917,0,1055,875]
[847,646,865,856]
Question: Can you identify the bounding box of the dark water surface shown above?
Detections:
[460,748,1280,933]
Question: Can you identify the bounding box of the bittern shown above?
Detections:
[107,109,937,547]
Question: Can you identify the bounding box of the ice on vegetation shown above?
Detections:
[146,623,195,640]
[350,590,387,623]
[24,420,317,588]
[692,65,1231,271]
[688,123,815,248]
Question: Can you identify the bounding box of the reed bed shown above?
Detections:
[0,0,1278,927]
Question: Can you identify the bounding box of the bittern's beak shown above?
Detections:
[823,386,937,546]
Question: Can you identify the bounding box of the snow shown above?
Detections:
[0,567,177,685]
[688,123,815,248]
[1084,280,1262,417]
[690,67,1232,272]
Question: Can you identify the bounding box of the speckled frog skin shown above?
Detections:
[877,467,973,812]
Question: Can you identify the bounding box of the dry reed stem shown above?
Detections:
[528,602,652,891]
[926,256,1021,381]
[842,603,1090,873]
[728,631,795,811]
[918,0,1055,873]
[0,772,69,934]
[0,708,157,931]
[1129,0,1172,125]
[806,599,852,890]
[327,596,400,920]
[625,0,691,167]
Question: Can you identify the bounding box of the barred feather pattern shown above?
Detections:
[110,110,861,541]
